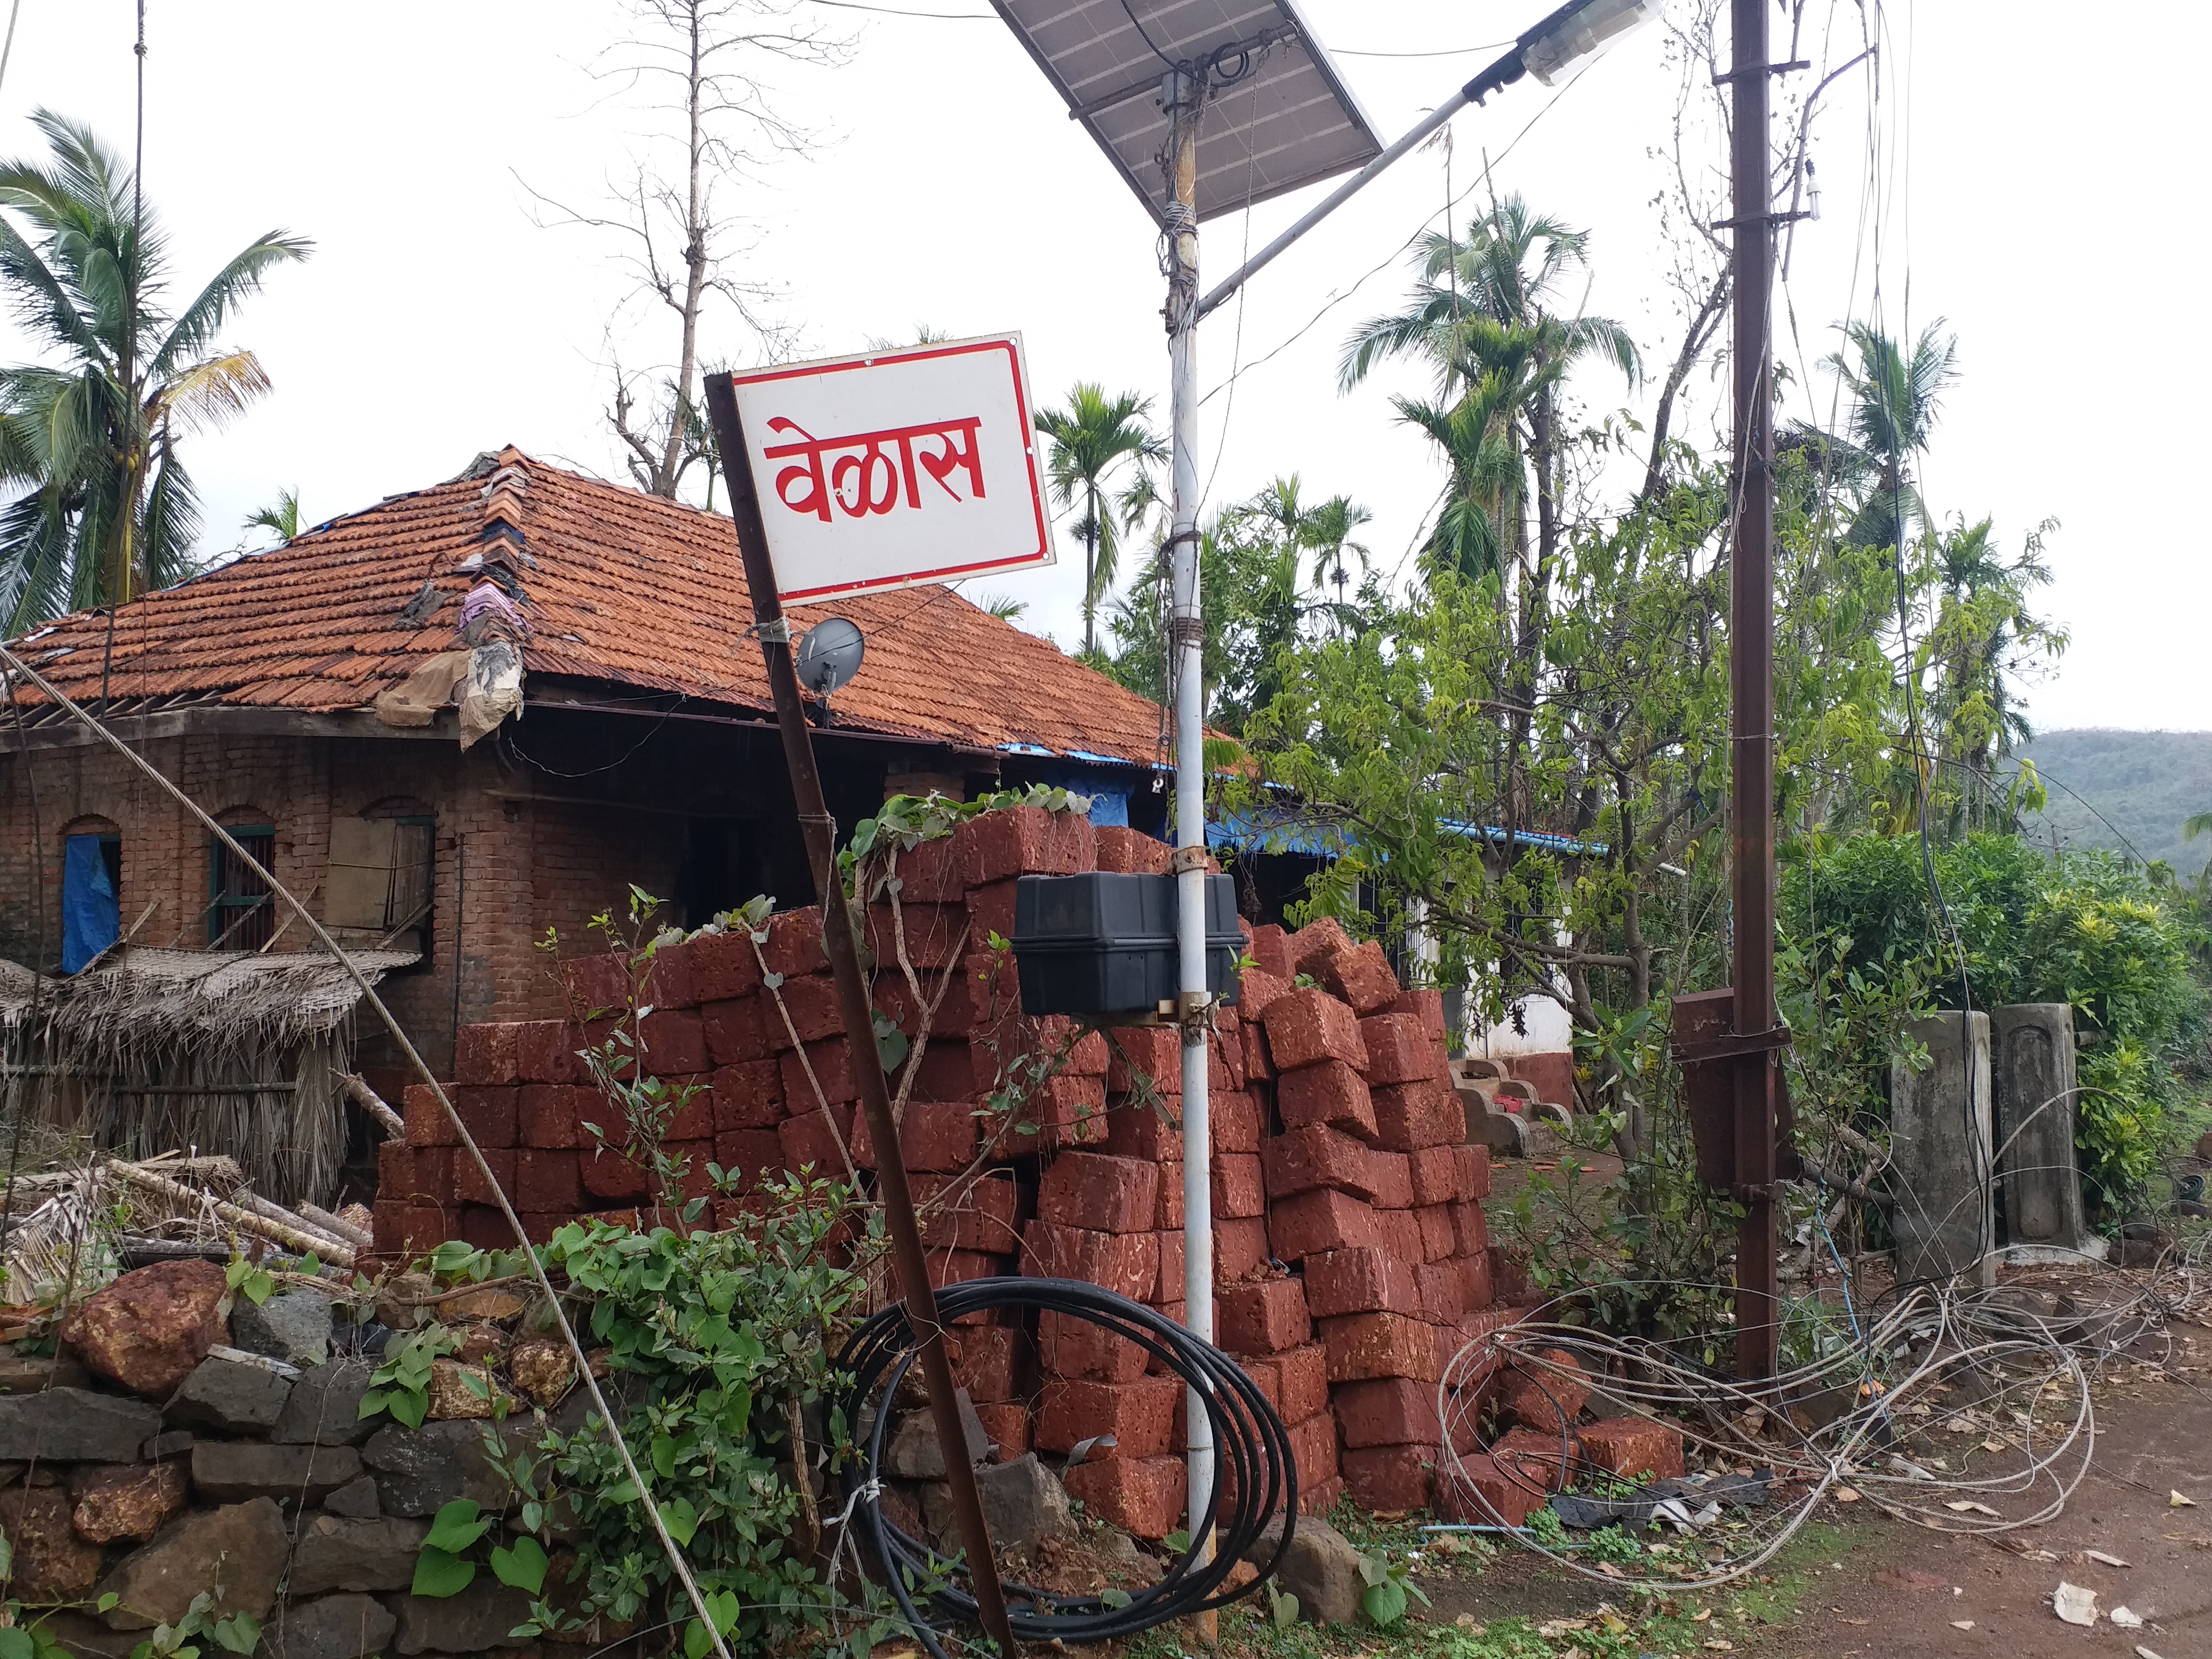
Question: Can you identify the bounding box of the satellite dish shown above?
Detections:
[794,616,865,697]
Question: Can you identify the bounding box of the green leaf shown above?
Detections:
[1356,1550,1389,1587]
[489,1535,548,1594]
[210,1613,259,1656]
[386,1388,427,1430]
[411,1545,477,1598]
[683,1619,712,1659]
[704,1590,742,1636]
[651,1435,676,1479]
[659,1495,699,1547]
[1267,1585,1300,1629]
[424,1499,491,1554]
[298,1251,321,1277]
[97,1594,119,1613]
[1162,1528,1190,1554]
[876,1024,910,1073]
[1361,1578,1407,1628]
[1097,1588,1132,1610]
[0,1626,37,1659]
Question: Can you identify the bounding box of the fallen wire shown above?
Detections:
[1434,1235,2211,1591]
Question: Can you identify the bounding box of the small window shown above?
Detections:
[62,832,121,973]
[327,811,435,950]
[209,827,276,950]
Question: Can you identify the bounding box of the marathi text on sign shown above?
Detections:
[763,415,987,521]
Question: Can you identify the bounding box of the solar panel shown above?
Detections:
[991,0,1381,225]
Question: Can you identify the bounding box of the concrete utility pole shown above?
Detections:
[1726,0,1780,1382]
[1162,63,1219,1647]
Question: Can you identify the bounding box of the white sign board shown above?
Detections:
[726,334,1054,604]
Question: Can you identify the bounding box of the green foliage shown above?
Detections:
[222,1257,275,1307]
[1355,1545,1428,1628]
[359,1322,455,1430]
[411,1499,493,1596]
[125,1591,258,1659]
[842,781,1094,890]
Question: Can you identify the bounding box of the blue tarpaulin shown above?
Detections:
[62,834,119,974]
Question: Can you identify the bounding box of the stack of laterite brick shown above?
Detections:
[369,802,1515,1538]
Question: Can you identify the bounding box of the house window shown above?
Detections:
[327,806,435,953]
[209,827,276,950]
[62,832,121,973]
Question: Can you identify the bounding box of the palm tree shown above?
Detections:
[0,111,310,630]
[1033,384,1165,656]
[1809,319,1957,551]
[1306,493,1371,600]
[242,487,301,548]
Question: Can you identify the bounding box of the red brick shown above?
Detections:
[700,997,772,1068]
[1304,1247,1420,1319]
[1261,989,1368,1074]
[455,1022,523,1086]
[1389,987,1447,1043]
[513,1149,582,1212]
[781,1038,858,1108]
[762,908,828,978]
[1036,1374,1178,1459]
[1214,1088,1262,1154]
[1415,1204,1456,1262]
[642,940,697,1010]
[1405,1146,1454,1208]
[1260,1126,1375,1202]
[1374,1208,1423,1268]
[1435,1452,1538,1527]
[1334,1376,1441,1448]
[1450,1201,1490,1259]
[1490,1426,1572,1488]
[1288,1410,1339,1491]
[1020,1220,1156,1302]
[973,1403,1030,1461]
[1455,1144,1491,1202]
[557,952,627,1017]
[372,1201,448,1257]
[866,901,968,971]
[1039,1310,1150,1382]
[1241,1020,1276,1083]
[661,1080,713,1142]
[1371,1080,1462,1152]
[709,1060,782,1130]
[512,1020,582,1085]
[1342,1443,1432,1511]
[901,950,1019,1036]
[1575,1416,1684,1481]
[1271,1342,1329,1423]
[1457,1250,1494,1311]
[1209,1036,1241,1095]
[1104,1094,1182,1162]
[453,1086,518,1150]
[964,878,1022,944]
[924,1248,1007,1300]
[1275,1059,1377,1140]
[402,1084,456,1147]
[1287,916,1352,978]
[764,976,842,1050]
[914,1170,1020,1255]
[1215,1276,1310,1356]
[1489,1245,1530,1305]
[1417,1260,1467,1323]
[852,1100,980,1174]
[950,1324,1027,1402]
[1106,1026,1181,1094]
[1369,1151,1413,1210]
[1211,1153,1265,1219]
[712,1129,783,1184]
[1156,1172,1184,1229]
[1321,1311,1442,1383]
[1325,941,1400,1015]
[579,1147,650,1202]
[1214,1217,1268,1282]
[638,1009,706,1076]
[1036,1152,1158,1234]
[1153,1228,1185,1303]
[1094,825,1171,875]
[1237,966,1291,1024]
[1066,1028,1110,1077]
[1498,1347,1588,1433]
[955,804,1095,887]
[1267,1189,1377,1262]
[777,1103,855,1175]
[517,1083,577,1150]
[1063,1455,1184,1539]
[1235,923,1286,982]
[1359,1014,1431,1086]
[375,1141,414,1197]
[913,1040,990,1101]
[686,930,762,1003]
[457,1205,510,1250]
[1027,1073,1108,1153]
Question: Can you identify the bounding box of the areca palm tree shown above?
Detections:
[1033,384,1165,656]
[0,111,310,630]
[1802,319,1957,552]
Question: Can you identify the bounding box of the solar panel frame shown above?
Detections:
[991,0,1382,225]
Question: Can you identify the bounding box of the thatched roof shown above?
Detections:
[0,948,417,1048]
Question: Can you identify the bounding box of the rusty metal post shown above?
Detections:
[1727,0,1779,1382]
[704,374,1019,1659]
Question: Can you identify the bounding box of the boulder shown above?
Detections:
[385,1576,535,1654]
[444,1288,526,1323]
[361,1420,515,1516]
[143,1430,194,1461]
[323,1474,381,1518]
[885,1393,991,1479]
[98,1499,288,1630]
[0,1484,105,1600]
[273,1358,379,1445]
[974,1453,1074,1552]
[1241,1512,1360,1625]
[165,1348,296,1434]
[25,1612,139,1658]
[190,1441,364,1503]
[229,1289,334,1367]
[0,1350,91,1394]
[68,1463,189,1544]
[0,1387,159,1463]
[262,1593,397,1659]
[507,1338,574,1409]
[424,1358,509,1420]
[60,1260,229,1397]
[286,1515,427,1596]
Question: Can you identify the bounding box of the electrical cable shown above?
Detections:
[834,1276,1295,1658]
[1114,0,1178,72]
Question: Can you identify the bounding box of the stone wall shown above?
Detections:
[373,805,1523,1535]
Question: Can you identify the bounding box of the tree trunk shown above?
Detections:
[650,0,710,499]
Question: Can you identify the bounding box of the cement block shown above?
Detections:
[1990,1003,2105,1263]
[1890,1012,1996,1288]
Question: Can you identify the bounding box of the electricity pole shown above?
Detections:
[1727,0,1779,1382]
[1162,65,1219,1647]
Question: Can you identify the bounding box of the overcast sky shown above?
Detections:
[4,0,2204,736]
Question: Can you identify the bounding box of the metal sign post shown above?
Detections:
[703,373,1019,1659]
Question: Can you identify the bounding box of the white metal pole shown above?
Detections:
[1164,71,1216,1625]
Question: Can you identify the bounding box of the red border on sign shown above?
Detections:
[726,337,1053,603]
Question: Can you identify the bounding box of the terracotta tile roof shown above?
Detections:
[12,448,1171,764]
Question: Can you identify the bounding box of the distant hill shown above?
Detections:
[2008,729,2212,873]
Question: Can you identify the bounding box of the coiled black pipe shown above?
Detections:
[833,1276,1296,1655]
